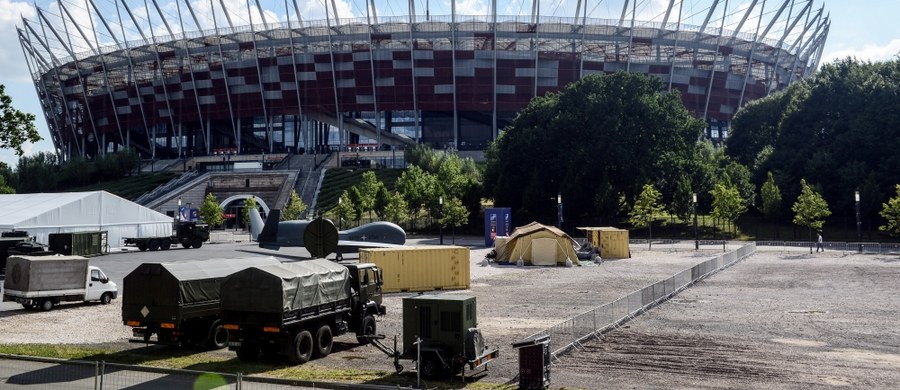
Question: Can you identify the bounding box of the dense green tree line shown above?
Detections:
[4,150,141,193]
[728,58,900,227]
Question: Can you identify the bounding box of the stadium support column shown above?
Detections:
[491,0,497,141]
[666,0,684,92]
[738,0,767,108]
[18,26,66,155]
[137,0,179,158]
[324,0,343,159]
[367,0,381,147]
[408,0,421,143]
[288,0,306,150]
[451,0,459,149]
[532,0,540,99]
[248,0,273,153]
[86,0,126,152]
[625,0,635,72]
[701,0,729,128]
[112,0,151,157]
[177,0,211,154]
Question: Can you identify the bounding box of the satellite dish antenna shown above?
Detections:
[303,217,339,258]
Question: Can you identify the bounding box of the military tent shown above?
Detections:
[0,191,173,248]
[494,222,579,266]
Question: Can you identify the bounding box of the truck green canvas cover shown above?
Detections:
[123,257,282,319]
[4,256,89,292]
[221,259,350,314]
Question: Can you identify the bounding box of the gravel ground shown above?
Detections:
[3,241,897,389]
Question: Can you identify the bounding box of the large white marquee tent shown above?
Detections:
[0,191,173,248]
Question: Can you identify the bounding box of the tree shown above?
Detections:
[792,179,832,253]
[759,171,783,237]
[440,197,469,244]
[0,174,13,194]
[484,72,704,223]
[710,182,747,246]
[241,196,258,228]
[629,184,664,250]
[355,171,382,219]
[334,191,355,229]
[199,193,224,227]
[396,165,440,224]
[382,191,409,225]
[670,176,693,222]
[879,185,900,237]
[0,85,42,157]
[281,190,307,221]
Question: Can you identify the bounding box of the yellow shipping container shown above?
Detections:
[577,227,631,259]
[359,245,470,293]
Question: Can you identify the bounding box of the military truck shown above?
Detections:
[371,294,499,379]
[220,259,385,364]
[123,220,209,251]
[2,255,118,311]
[122,257,281,349]
[0,231,30,275]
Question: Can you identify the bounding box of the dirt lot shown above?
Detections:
[553,251,900,389]
[2,242,899,389]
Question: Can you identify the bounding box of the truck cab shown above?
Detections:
[346,263,385,316]
[85,266,117,303]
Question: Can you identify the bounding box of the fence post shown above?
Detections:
[236,372,242,390]
[99,361,105,390]
[94,361,99,390]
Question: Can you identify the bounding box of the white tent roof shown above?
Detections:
[0,191,173,247]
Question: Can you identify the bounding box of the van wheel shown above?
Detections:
[236,341,260,362]
[160,239,172,250]
[313,325,333,358]
[207,323,228,350]
[21,303,34,310]
[288,330,313,364]
[191,238,203,249]
[356,315,376,344]
[40,300,54,311]
[149,240,160,251]
[100,293,112,305]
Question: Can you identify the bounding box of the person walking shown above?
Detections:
[816,232,825,252]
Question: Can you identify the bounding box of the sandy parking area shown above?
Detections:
[3,242,898,389]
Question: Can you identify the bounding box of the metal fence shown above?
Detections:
[0,354,407,390]
[528,243,757,359]
[756,240,900,254]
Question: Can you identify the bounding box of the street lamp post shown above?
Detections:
[557,193,563,229]
[855,190,862,253]
[439,196,444,245]
[338,197,343,230]
[693,193,698,250]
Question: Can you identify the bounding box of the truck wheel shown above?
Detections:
[149,239,161,251]
[100,293,112,305]
[21,303,34,310]
[420,355,444,379]
[206,323,228,350]
[191,238,203,249]
[236,342,260,362]
[288,330,314,364]
[313,325,333,358]
[160,239,172,250]
[356,315,376,344]
[181,242,192,249]
[137,243,148,251]
[40,300,54,311]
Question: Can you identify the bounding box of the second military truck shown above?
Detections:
[122,257,282,349]
[221,259,385,364]
[123,220,209,251]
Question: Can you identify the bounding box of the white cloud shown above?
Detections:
[823,39,900,64]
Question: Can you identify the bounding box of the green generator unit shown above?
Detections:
[400,294,498,378]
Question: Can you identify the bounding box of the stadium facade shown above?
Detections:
[18,0,829,160]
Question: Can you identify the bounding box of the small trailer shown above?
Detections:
[370,294,499,379]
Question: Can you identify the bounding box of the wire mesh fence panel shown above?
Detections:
[0,357,97,389]
[531,244,757,356]
[99,363,240,390]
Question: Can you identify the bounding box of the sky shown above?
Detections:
[0,0,898,169]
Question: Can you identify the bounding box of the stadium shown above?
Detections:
[18,0,829,160]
